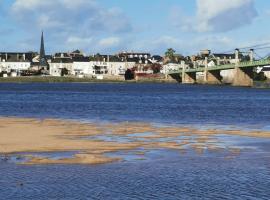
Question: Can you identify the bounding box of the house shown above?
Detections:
[88,55,108,76]
[161,63,181,74]
[261,66,270,79]
[49,53,73,76]
[212,53,237,65]
[72,56,93,76]
[31,54,52,71]
[0,52,35,76]
[106,56,136,76]
[88,54,136,76]
[48,52,141,78]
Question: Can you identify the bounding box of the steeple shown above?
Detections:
[39,31,48,68]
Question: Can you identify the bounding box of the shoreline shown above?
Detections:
[1,117,270,165]
[0,77,269,88]
[0,76,177,84]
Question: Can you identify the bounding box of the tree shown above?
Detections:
[165,48,176,60]
[61,68,69,76]
[151,63,162,74]
[125,69,134,80]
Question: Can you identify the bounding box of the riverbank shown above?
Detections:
[1,117,270,165]
[0,76,126,83]
[0,76,177,83]
[253,81,270,88]
[0,76,269,87]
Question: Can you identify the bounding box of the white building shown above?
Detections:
[72,57,93,76]
[48,53,137,78]
[161,63,181,74]
[91,61,108,75]
[0,53,32,75]
[49,53,73,76]
[107,61,136,75]
[261,66,270,79]
[0,61,31,72]
[72,60,108,77]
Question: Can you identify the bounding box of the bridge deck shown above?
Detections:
[168,59,270,75]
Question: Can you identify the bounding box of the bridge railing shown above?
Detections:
[167,59,270,74]
[238,59,270,67]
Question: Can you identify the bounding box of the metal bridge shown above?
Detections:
[168,58,270,75]
[166,44,270,86]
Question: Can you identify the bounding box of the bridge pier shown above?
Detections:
[182,71,196,84]
[204,70,222,84]
[232,67,254,87]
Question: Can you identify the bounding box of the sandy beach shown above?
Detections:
[0,117,270,165]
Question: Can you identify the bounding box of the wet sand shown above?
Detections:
[0,117,269,165]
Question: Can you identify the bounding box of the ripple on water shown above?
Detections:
[1,149,270,200]
[1,84,270,199]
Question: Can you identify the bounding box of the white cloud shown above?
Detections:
[171,0,257,33]
[169,6,193,32]
[197,0,257,32]
[11,0,131,33]
[9,0,131,53]
[66,36,93,50]
[151,36,183,50]
[99,37,120,48]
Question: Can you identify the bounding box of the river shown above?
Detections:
[0,83,269,199]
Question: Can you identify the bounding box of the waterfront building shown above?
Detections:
[0,52,35,76]
[72,57,93,76]
[161,63,181,74]
[261,66,270,79]
[49,53,73,76]
[106,55,135,76]
[107,61,136,76]
[76,54,137,78]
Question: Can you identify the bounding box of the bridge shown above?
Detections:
[167,49,270,87]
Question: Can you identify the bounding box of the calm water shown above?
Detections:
[0,83,270,199]
[0,83,270,126]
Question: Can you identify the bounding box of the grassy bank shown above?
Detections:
[0,76,177,83]
[0,76,126,83]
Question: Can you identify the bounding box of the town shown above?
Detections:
[1,32,270,86]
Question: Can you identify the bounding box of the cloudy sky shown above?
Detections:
[0,0,269,56]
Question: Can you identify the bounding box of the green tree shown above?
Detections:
[151,63,162,74]
[61,68,69,76]
[165,48,176,60]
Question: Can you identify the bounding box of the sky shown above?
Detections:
[0,0,270,56]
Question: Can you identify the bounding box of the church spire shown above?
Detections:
[39,31,47,67]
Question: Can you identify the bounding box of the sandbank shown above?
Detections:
[0,117,269,165]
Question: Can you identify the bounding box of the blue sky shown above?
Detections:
[0,0,270,56]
